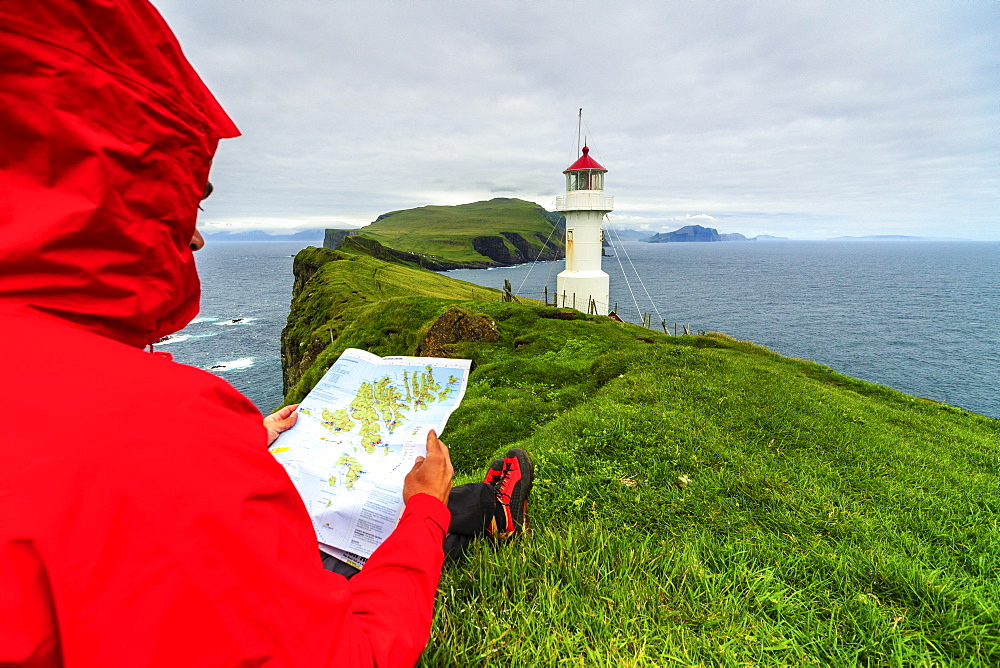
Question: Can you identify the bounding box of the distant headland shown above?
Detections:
[323,198,566,270]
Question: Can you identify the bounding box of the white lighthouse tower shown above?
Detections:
[556,145,614,314]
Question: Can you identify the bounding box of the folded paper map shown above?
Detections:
[269,348,471,569]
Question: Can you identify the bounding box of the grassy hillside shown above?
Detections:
[353,197,564,266]
[282,245,1000,666]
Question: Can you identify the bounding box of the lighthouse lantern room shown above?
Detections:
[555,145,614,314]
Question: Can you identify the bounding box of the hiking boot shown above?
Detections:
[482,448,533,541]
[483,458,505,487]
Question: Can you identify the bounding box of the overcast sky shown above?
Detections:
[153,0,998,240]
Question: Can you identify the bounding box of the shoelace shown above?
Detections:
[489,462,516,504]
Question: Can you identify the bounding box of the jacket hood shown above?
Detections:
[0,0,239,348]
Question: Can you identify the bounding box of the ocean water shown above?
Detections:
[446,240,1000,419]
[164,242,310,413]
[168,240,1000,420]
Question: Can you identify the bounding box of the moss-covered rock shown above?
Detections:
[415,305,501,358]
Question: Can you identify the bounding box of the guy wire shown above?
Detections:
[606,215,664,323]
[515,215,562,298]
[605,222,642,320]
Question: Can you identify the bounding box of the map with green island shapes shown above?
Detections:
[319,366,460,455]
[329,454,365,490]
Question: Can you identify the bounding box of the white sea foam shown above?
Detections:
[215,317,256,326]
[156,331,220,345]
[208,357,255,371]
[190,315,221,324]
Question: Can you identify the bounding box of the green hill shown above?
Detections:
[340,197,565,268]
[281,244,1000,666]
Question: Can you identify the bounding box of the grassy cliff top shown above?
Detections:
[282,245,1000,666]
[353,197,563,264]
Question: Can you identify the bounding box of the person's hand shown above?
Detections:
[264,404,299,446]
[402,430,453,505]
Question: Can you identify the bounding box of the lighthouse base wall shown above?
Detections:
[556,270,610,315]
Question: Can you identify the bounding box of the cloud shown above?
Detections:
[153,0,1000,239]
[199,215,368,234]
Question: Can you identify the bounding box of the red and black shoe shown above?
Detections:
[483,448,533,541]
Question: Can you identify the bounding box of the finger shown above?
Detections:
[424,430,448,458]
[265,405,295,423]
[272,412,298,430]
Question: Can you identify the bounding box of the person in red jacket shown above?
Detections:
[0,1,459,665]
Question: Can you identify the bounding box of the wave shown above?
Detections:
[156,331,221,345]
[215,317,256,326]
[207,357,255,372]
[190,315,221,324]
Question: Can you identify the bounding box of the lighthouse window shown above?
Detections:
[566,171,604,191]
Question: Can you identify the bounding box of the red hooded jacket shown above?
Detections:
[0,1,449,665]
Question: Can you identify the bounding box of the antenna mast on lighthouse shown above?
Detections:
[556,122,614,315]
[577,108,582,156]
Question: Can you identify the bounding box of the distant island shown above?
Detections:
[644,224,783,243]
[203,229,326,242]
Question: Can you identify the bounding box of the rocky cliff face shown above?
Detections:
[282,246,343,393]
[469,231,562,265]
[339,236,496,270]
[329,230,562,269]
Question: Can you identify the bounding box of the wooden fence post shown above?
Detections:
[502,279,521,304]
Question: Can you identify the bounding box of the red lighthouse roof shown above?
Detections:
[564,145,606,172]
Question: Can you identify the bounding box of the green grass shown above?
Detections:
[355,197,563,264]
[283,246,1000,666]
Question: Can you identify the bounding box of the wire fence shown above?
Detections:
[464,282,704,337]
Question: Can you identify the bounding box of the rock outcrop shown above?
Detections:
[415,306,501,358]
